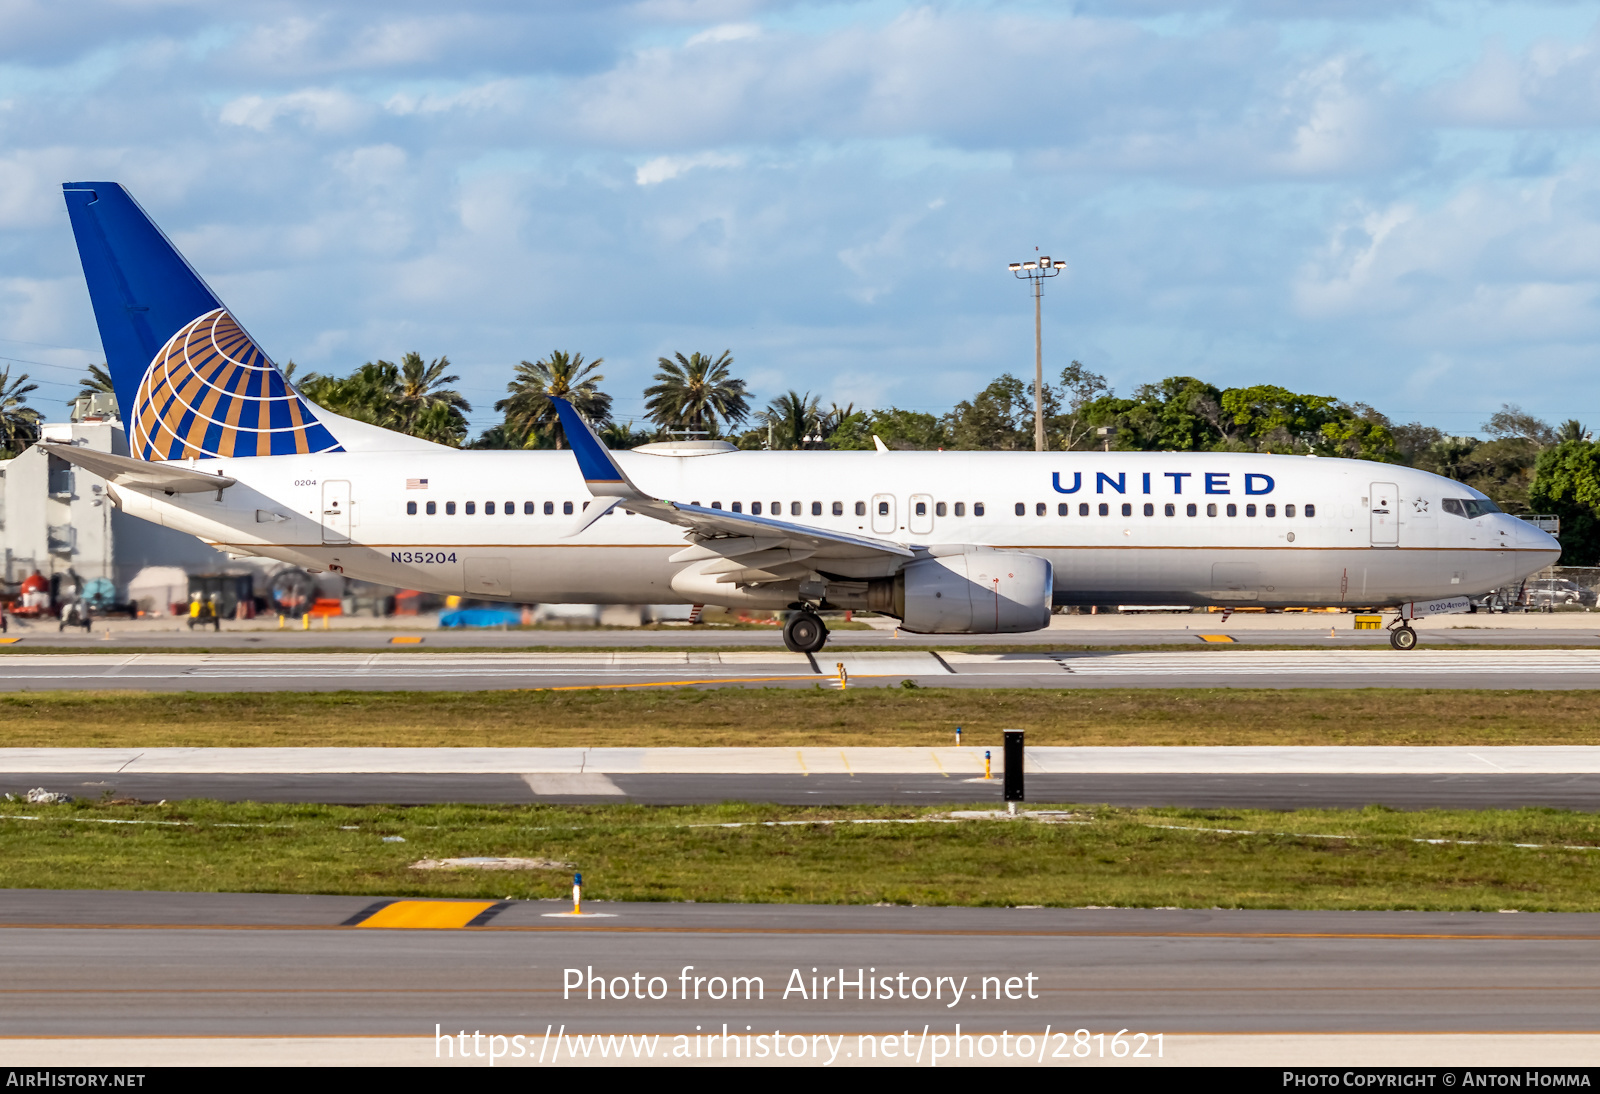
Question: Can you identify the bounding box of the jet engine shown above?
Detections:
[869,547,1052,634]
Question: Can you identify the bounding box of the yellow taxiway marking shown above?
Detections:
[840,750,854,776]
[796,750,809,776]
[388,636,423,645]
[1198,634,1236,643]
[355,900,501,929]
[930,750,948,778]
[0,638,21,645]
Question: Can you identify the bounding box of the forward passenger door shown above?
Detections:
[1370,482,1398,547]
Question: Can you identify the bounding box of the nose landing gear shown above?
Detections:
[1388,623,1418,651]
[783,610,829,654]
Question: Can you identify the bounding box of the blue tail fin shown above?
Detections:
[63,182,342,460]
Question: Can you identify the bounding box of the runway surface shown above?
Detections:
[10,747,1600,809]
[1,889,1597,1058]
[11,772,1600,809]
[13,614,1600,651]
[3,646,1600,690]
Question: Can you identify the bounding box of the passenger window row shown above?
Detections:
[406,500,589,516]
[1016,501,1316,519]
[701,501,989,518]
[912,501,983,517]
[712,501,845,516]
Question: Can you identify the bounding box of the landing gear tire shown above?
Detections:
[1390,625,1418,651]
[783,611,828,654]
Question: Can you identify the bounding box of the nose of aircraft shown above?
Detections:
[1515,516,1562,560]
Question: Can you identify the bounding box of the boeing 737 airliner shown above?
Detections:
[45,182,1560,652]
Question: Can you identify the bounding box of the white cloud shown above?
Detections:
[1295,168,1600,349]
[685,22,761,46]
[635,151,744,185]
[218,88,370,132]
[7,1,1600,433]
[383,79,522,117]
[1432,26,1600,128]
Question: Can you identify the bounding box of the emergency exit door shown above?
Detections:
[321,480,351,544]
[871,493,896,535]
[1370,481,1398,546]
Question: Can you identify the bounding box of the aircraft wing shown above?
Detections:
[39,441,238,494]
[550,399,914,578]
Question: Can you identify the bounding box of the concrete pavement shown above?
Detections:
[1,891,1598,1065]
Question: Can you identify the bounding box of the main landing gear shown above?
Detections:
[1388,622,1418,651]
[783,609,829,654]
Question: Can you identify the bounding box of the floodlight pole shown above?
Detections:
[1009,256,1063,452]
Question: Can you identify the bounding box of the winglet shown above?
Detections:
[551,398,644,499]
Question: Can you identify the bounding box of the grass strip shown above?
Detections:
[5,799,1600,911]
[1,687,1600,747]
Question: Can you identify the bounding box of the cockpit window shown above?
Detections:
[1443,498,1501,519]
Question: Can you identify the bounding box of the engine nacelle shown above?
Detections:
[872,548,1053,634]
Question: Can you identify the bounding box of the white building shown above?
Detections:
[0,397,275,613]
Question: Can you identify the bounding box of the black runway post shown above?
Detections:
[1003,729,1024,810]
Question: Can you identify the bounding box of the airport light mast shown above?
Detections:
[1009,255,1063,452]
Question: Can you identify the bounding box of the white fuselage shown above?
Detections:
[112,448,1560,610]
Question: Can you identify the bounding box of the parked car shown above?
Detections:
[1524,578,1598,607]
[1473,589,1514,612]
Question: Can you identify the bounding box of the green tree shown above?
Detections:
[644,351,748,436]
[602,420,656,449]
[1421,435,1480,481]
[1529,440,1600,564]
[466,423,534,450]
[72,363,115,404]
[0,367,40,456]
[394,352,471,439]
[1391,421,1445,467]
[1484,403,1556,446]
[762,390,822,449]
[1088,376,1223,452]
[944,374,1031,450]
[1049,361,1112,451]
[295,360,402,428]
[495,351,611,449]
[289,354,469,447]
[410,401,468,447]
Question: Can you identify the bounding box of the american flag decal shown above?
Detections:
[406,478,429,489]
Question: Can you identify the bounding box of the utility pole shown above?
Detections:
[1008,255,1063,452]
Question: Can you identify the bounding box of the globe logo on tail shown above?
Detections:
[132,308,343,460]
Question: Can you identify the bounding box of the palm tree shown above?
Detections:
[644,351,748,436]
[495,351,611,449]
[72,363,115,404]
[411,401,468,448]
[0,367,41,456]
[296,360,402,428]
[1558,419,1590,443]
[762,390,821,450]
[395,352,471,434]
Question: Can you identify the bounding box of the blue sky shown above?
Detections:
[4,0,1600,437]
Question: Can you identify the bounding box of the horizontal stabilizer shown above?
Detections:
[41,442,236,494]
